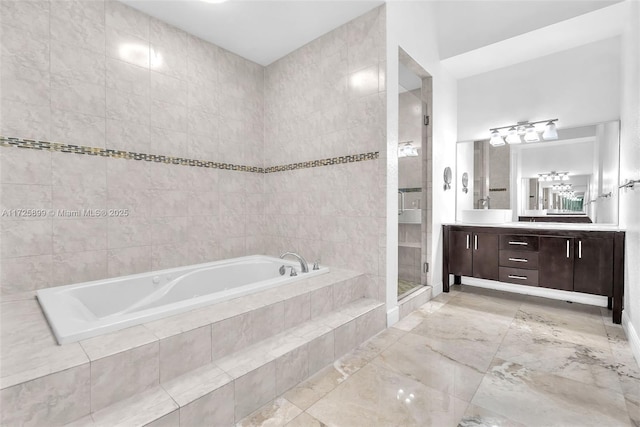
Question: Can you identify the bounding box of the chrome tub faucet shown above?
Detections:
[280,252,309,273]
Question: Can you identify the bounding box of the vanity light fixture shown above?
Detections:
[398,141,419,157]
[489,119,559,146]
[538,171,569,182]
[552,183,572,191]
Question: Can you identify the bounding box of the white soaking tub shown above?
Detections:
[37,255,329,344]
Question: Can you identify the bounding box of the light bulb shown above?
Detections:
[542,121,558,140]
[506,127,521,144]
[524,125,540,142]
[490,130,505,146]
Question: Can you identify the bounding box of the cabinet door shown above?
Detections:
[449,230,472,276]
[574,237,614,296]
[472,233,499,280]
[539,236,574,291]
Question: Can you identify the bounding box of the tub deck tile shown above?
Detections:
[291,322,334,342]
[89,387,177,427]
[79,325,158,361]
[161,364,232,407]
[0,298,89,389]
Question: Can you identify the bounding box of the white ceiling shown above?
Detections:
[121,0,383,66]
[441,1,627,79]
[435,0,622,60]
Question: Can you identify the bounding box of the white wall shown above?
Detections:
[457,37,621,142]
[619,0,640,366]
[385,1,458,323]
[456,141,474,217]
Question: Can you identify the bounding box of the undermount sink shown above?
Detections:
[460,209,513,224]
[399,209,421,224]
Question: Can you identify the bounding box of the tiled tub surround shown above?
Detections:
[1,267,386,426]
[37,255,329,344]
[0,1,388,308]
[0,0,266,297]
[262,7,388,302]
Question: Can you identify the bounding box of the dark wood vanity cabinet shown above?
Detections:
[443,225,625,324]
[472,233,499,280]
[448,231,472,276]
[447,231,498,280]
[539,236,574,291]
[574,237,614,296]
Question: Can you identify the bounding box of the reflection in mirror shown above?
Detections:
[456,121,620,224]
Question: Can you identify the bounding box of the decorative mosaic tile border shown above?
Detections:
[0,137,379,174]
[264,152,379,173]
[399,187,421,193]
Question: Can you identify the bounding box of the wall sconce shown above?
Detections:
[443,167,452,190]
[461,172,469,193]
[489,119,558,146]
[398,141,419,157]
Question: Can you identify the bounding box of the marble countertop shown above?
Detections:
[446,221,623,232]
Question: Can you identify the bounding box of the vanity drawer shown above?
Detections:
[499,250,539,269]
[499,267,539,286]
[500,234,539,251]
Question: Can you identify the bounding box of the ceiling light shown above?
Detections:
[488,119,558,147]
[523,125,540,142]
[489,130,505,146]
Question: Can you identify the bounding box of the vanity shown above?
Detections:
[450,120,624,323]
[442,224,625,323]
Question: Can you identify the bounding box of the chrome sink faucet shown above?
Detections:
[280,252,309,273]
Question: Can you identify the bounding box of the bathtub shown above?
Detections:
[37,255,329,345]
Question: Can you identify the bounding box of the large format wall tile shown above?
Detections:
[90,341,159,412]
[0,0,383,320]
[0,364,91,426]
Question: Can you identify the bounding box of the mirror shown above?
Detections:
[456,121,620,224]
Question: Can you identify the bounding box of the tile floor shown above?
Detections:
[237,285,640,426]
[397,279,421,297]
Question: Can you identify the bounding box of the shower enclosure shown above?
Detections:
[397,50,433,300]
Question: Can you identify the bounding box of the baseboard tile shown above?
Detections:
[622,311,640,367]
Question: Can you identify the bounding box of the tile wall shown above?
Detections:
[0,1,388,303]
[0,0,265,295]
[262,6,387,301]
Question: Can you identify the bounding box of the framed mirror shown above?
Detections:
[455,121,620,224]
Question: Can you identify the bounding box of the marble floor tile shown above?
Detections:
[447,287,524,319]
[409,305,511,372]
[284,411,326,427]
[373,331,485,402]
[306,362,469,427]
[472,358,632,426]
[237,397,302,427]
[235,287,638,427]
[496,326,623,392]
[283,365,349,411]
[458,403,527,427]
[512,302,611,352]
